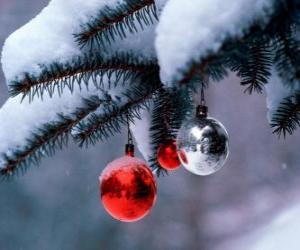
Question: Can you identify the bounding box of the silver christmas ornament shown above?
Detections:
[177,105,229,176]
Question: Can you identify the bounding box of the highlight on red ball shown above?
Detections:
[99,156,157,222]
[157,139,181,171]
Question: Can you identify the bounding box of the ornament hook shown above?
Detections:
[197,75,208,118]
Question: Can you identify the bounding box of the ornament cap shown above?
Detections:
[125,143,135,157]
[196,105,208,118]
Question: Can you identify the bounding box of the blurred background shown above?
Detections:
[1,1,300,250]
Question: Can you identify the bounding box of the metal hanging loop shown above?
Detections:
[197,74,208,118]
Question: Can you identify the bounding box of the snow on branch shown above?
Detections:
[0,83,110,179]
[0,97,108,180]
[0,71,152,179]
[155,0,276,83]
[1,0,158,96]
[74,0,158,49]
[1,0,124,84]
[8,52,159,101]
[0,0,163,179]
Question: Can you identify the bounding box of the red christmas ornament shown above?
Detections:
[99,145,157,222]
[157,139,181,170]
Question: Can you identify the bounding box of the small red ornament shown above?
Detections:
[157,139,181,170]
[99,145,157,222]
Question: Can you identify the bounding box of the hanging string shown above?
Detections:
[127,113,133,145]
[200,83,206,106]
[200,73,208,106]
[196,73,208,117]
[125,113,135,156]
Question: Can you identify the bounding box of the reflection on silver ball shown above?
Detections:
[177,116,229,176]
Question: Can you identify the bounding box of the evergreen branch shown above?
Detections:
[0,95,109,180]
[273,32,300,86]
[179,55,228,87]
[73,74,162,147]
[178,0,300,88]
[9,52,159,101]
[205,58,228,82]
[148,87,193,176]
[149,90,173,176]
[265,0,300,38]
[271,91,300,137]
[237,43,272,94]
[74,0,157,49]
[180,34,273,93]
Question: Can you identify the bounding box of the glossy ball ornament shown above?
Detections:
[99,154,157,222]
[157,139,181,170]
[177,106,229,176]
